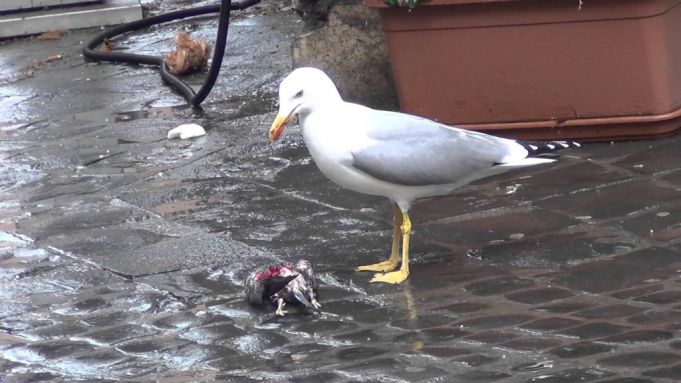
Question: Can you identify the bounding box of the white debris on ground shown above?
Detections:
[167,123,206,139]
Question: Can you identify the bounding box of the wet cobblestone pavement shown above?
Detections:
[2,3,681,382]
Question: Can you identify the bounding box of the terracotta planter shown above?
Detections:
[365,0,681,141]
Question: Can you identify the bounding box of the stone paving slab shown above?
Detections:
[0,0,143,39]
[2,1,681,382]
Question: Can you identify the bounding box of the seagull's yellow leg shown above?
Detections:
[356,205,402,273]
[371,212,411,284]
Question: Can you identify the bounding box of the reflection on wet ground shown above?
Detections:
[2,3,681,382]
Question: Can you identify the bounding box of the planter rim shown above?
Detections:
[460,104,681,130]
[368,0,681,29]
[456,106,681,141]
[364,0,525,8]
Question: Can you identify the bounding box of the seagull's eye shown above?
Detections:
[294,90,304,98]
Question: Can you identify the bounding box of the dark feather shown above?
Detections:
[263,275,298,299]
[519,140,581,156]
[245,272,297,306]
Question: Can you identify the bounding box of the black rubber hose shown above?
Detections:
[83,0,261,107]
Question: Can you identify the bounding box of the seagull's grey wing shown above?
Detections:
[351,111,525,187]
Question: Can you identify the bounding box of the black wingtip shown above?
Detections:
[262,274,298,298]
[520,140,581,156]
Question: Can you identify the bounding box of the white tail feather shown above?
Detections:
[497,157,556,168]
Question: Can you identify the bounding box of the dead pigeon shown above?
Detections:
[245,260,321,316]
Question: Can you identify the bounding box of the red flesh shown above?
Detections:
[255,264,295,281]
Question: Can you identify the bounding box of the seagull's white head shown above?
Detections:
[269,67,341,142]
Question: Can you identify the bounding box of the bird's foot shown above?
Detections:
[311,298,322,309]
[275,308,288,316]
[356,258,399,273]
[275,298,287,316]
[370,269,409,284]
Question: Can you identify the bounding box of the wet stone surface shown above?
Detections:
[2,1,681,382]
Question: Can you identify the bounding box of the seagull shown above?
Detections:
[269,67,579,284]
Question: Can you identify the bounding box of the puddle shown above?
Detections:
[230,334,269,354]
[152,200,200,215]
[513,360,554,371]
[13,248,48,261]
[207,305,251,319]
[246,220,288,241]
[114,105,188,122]
[0,231,32,245]
[160,346,209,370]
[2,346,46,364]
[115,110,149,122]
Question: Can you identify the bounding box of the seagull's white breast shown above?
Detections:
[300,104,381,194]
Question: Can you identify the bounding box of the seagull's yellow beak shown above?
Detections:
[269,103,301,142]
[269,112,290,142]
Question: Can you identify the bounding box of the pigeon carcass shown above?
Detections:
[245,260,321,316]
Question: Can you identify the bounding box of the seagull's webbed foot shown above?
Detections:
[370,268,409,284]
[370,211,412,284]
[356,258,399,273]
